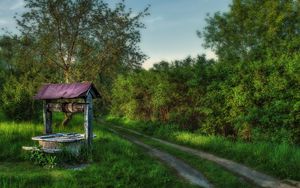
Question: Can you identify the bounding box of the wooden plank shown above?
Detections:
[32,133,96,142]
[43,100,52,134]
[84,92,93,146]
[32,133,85,142]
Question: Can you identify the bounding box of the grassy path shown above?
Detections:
[106,117,300,181]
[108,128,213,188]
[105,126,254,188]
[108,125,299,188]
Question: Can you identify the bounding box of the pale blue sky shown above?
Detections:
[0,0,231,68]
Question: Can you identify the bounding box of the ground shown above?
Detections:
[0,115,195,188]
[0,114,299,188]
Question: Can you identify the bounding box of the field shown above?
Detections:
[0,114,195,188]
[0,114,299,188]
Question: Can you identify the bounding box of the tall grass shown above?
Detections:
[105,116,300,181]
[0,113,195,188]
[0,122,41,161]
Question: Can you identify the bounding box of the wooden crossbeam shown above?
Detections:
[47,103,86,113]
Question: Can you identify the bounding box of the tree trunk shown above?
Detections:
[64,66,71,83]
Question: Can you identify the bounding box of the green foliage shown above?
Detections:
[17,0,148,82]
[0,0,149,120]
[0,76,41,121]
[111,55,300,143]
[25,145,92,168]
[26,149,58,168]
[199,0,300,62]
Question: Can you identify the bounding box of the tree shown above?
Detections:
[0,36,13,90]
[0,35,45,120]
[17,0,148,83]
[199,0,300,62]
[0,0,148,122]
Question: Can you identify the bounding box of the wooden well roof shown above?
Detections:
[34,82,101,100]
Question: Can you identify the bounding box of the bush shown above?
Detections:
[25,145,92,168]
[26,149,58,168]
[110,55,300,144]
[0,76,41,121]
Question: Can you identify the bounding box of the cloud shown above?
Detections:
[0,20,9,25]
[9,0,24,10]
[205,49,217,60]
[145,16,163,24]
[142,50,218,69]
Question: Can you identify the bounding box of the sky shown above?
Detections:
[0,0,231,69]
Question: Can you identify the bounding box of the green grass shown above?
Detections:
[0,113,196,188]
[108,126,255,188]
[105,116,300,181]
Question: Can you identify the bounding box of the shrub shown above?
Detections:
[110,55,300,144]
[25,145,92,168]
[26,149,58,168]
[0,76,41,121]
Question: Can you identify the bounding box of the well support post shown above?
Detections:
[84,93,93,146]
[43,100,52,134]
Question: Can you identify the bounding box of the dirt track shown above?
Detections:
[109,125,299,188]
[108,128,213,188]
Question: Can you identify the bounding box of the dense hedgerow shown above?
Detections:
[111,55,300,144]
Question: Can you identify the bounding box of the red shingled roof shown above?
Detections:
[34,82,101,100]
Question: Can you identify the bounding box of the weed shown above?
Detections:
[26,149,58,168]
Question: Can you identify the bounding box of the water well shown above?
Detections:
[22,82,100,154]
